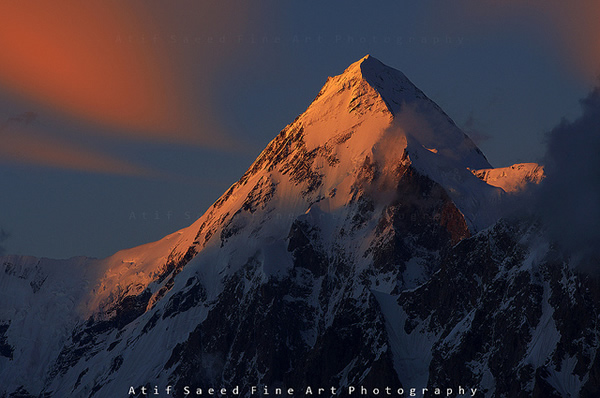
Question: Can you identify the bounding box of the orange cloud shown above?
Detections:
[0,1,256,148]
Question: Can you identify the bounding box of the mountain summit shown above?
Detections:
[329,54,440,115]
[243,54,497,232]
[299,55,490,170]
[2,57,590,398]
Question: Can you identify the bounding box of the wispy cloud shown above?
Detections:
[0,113,158,177]
[462,112,492,145]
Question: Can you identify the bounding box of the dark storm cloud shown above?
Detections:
[535,86,600,268]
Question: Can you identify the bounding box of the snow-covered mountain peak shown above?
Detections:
[303,54,419,125]
[1,56,586,398]
[329,54,421,104]
[256,55,495,230]
[471,163,545,193]
[354,54,425,112]
[297,56,395,151]
[315,54,434,117]
[294,55,489,168]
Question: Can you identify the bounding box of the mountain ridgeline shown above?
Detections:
[1,55,598,398]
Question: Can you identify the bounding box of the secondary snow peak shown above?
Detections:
[471,163,545,193]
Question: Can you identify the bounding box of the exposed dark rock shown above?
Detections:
[8,386,36,398]
[242,177,277,214]
[0,322,14,359]
[287,220,328,277]
[72,368,88,391]
[141,311,161,334]
[50,289,153,378]
[162,279,207,319]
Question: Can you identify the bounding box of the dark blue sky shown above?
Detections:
[0,1,595,259]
